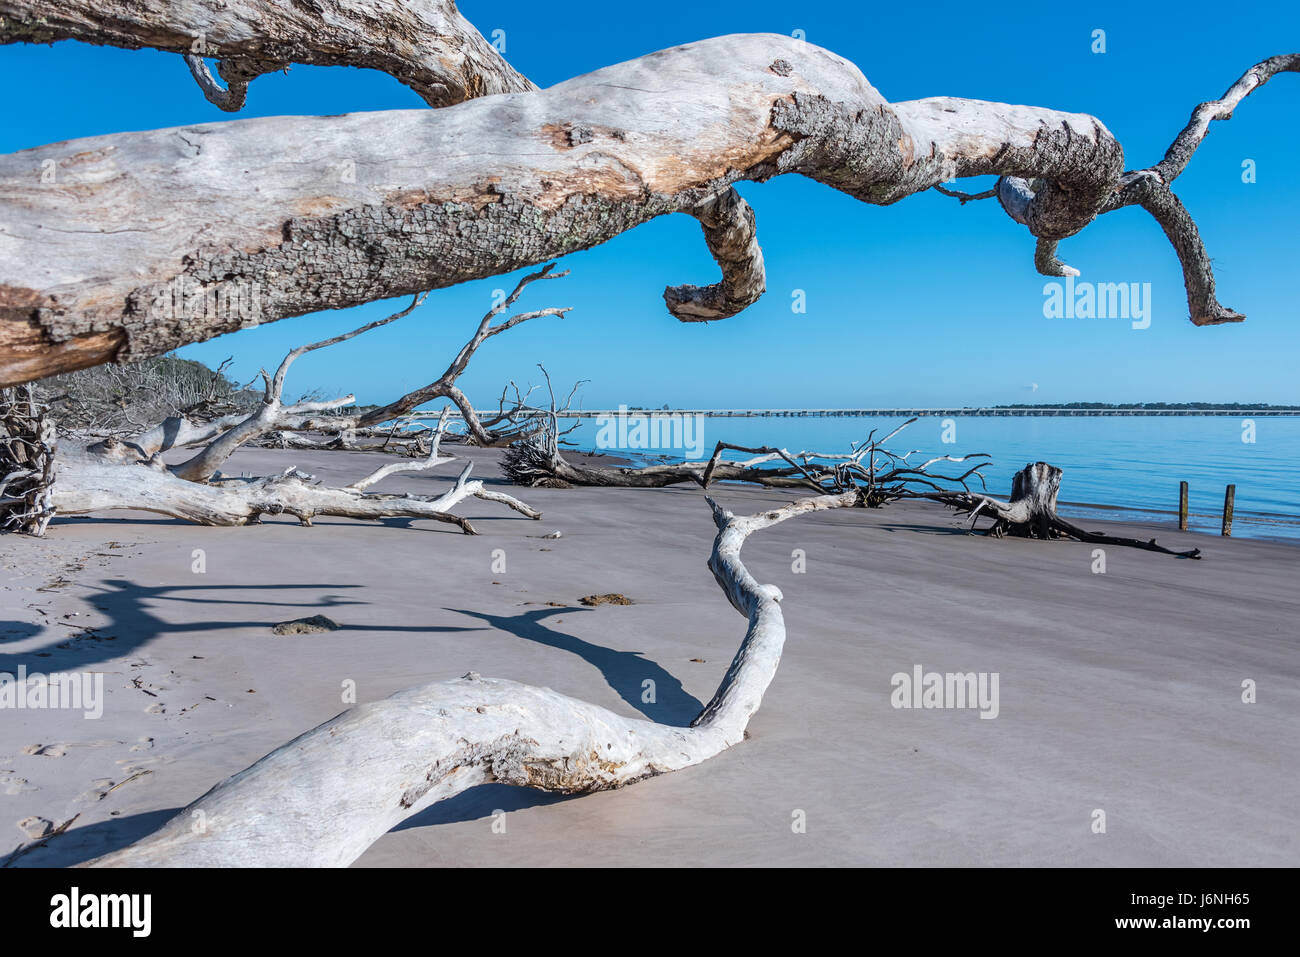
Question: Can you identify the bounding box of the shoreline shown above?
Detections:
[2,444,1298,866]
[563,444,1300,545]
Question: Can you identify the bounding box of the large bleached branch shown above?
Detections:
[88,491,858,867]
[3,39,1293,386]
[50,442,540,529]
[0,0,534,110]
[0,34,1129,385]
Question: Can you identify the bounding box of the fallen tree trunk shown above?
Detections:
[86,490,860,867]
[50,443,538,531]
[5,39,1292,385]
[929,461,1202,558]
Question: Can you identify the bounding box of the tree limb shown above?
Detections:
[3,39,1293,385]
[0,0,534,110]
[0,35,1126,384]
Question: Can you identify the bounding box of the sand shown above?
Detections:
[1,444,1297,867]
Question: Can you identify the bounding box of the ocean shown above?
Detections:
[552,414,1300,542]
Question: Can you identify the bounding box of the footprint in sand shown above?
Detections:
[78,778,116,802]
[129,737,154,752]
[22,744,67,757]
[1,774,37,795]
[17,816,52,839]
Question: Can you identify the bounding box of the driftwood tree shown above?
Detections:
[36,266,578,531]
[0,24,1294,384]
[927,462,1202,558]
[504,415,990,495]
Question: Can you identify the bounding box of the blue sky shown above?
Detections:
[3,1,1297,407]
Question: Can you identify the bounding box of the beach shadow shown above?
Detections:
[873,521,977,538]
[0,621,45,642]
[3,808,180,868]
[13,785,576,864]
[0,580,483,673]
[392,783,574,832]
[446,605,703,726]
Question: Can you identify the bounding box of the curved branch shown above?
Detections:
[1151,54,1300,185]
[183,54,252,113]
[1023,55,1298,321]
[663,187,766,321]
[1033,238,1080,278]
[87,491,858,866]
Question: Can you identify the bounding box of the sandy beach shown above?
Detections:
[1,443,1297,867]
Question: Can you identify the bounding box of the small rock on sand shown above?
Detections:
[579,593,633,606]
[272,615,340,635]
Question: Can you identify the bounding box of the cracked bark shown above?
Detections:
[1,35,1127,384]
[1,39,1293,387]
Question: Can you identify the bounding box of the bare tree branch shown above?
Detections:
[3,40,1293,385]
[0,0,534,110]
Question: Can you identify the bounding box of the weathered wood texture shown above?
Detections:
[0,35,1124,384]
[49,442,538,530]
[0,0,533,109]
[2,38,1293,386]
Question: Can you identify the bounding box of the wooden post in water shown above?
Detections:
[1221,485,1236,537]
[1178,481,1189,531]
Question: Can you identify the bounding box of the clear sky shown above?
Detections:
[3,1,1297,407]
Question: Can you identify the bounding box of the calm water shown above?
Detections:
[555,415,1300,542]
